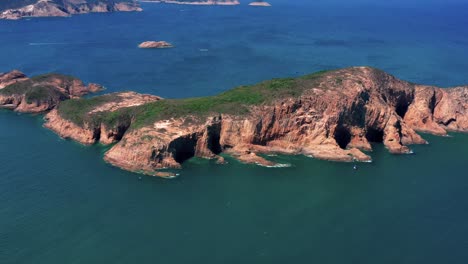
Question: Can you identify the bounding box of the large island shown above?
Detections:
[1,67,467,176]
[141,0,240,5]
[0,0,142,20]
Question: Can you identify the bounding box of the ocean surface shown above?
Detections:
[1,2,468,263]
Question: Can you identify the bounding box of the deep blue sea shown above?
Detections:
[1,2,468,263]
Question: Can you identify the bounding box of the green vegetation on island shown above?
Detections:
[0,0,138,12]
[0,73,79,104]
[57,70,331,129]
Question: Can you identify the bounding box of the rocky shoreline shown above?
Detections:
[1,67,467,177]
[0,0,273,20]
[140,0,240,5]
[0,0,142,20]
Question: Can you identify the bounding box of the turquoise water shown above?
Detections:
[1,2,468,263]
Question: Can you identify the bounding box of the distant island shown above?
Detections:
[1,67,467,177]
[141,0,240,5]
[0,0,142,20]
[249,1,271,6]
[141,0,271,6]
[0,0,273,20]
[138,41,174,48]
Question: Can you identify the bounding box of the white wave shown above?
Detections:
[258,163,291,168]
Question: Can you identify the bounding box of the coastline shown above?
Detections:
[139,1,240,5]
[1,67,467,177]
[0,0,142,20]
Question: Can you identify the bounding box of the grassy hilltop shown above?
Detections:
[57,70,330,129]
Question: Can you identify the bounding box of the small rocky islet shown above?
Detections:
[1,67,467,178]
[138,41,174,49]
[248,1,271,7]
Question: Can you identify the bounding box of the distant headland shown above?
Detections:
[1,67,466,177]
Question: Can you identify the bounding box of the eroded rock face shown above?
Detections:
[405,85,468,134]
[0,0,142,20]
[44,92,162,144]
[0,70,28,89]
[100,67,467,173]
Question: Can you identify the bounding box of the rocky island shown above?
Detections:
[0,0,142,20]
[0,70,103,112]
[1,67,467,177]
[141,0,240,5]
[138,41,174,49]
[249,1,271,6]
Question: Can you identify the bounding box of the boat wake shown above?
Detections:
[28,42,68,46]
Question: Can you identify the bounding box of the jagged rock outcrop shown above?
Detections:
[44,91,161,144]
[404,85,468,135]
[2,67,467,177]
[0,71,103,113]
[0,0,142,20]
[0,70,28,89]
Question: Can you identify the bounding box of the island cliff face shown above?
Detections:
[0,0,142,20]
[100,68,467,172]
[44,91,162,144]
[1,67,466,176]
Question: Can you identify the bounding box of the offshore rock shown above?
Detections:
[138,41,174,49]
